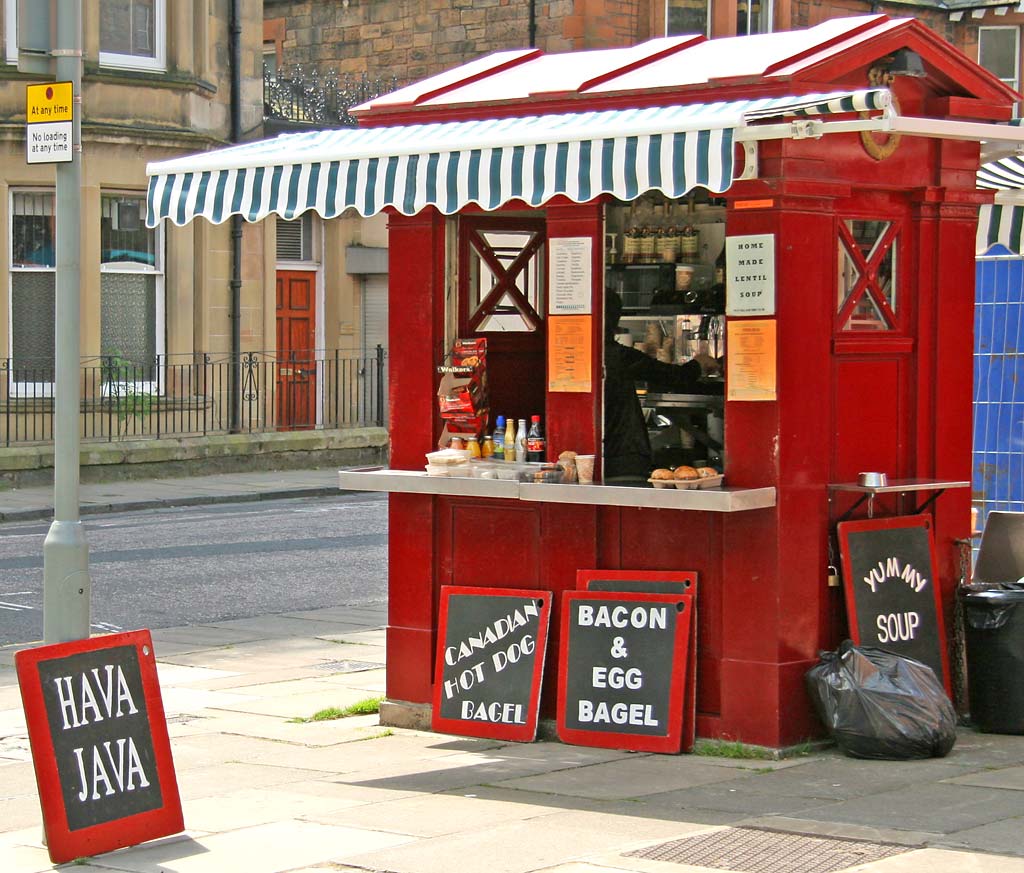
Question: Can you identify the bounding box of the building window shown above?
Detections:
[738,0,772,36]
[99,0,166,72]
[276,214,315,262]
[837,219,899,332]
[9,190,56,388]
[4,0,16,66]
[666,0,710,37]
[980,27,1019,118]
[100,194,164,385]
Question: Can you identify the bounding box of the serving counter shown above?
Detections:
[338,468,775,512]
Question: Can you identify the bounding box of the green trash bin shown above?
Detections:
[961,583,1024,734]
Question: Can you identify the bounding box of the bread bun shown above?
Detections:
[651,468,675,480]
[695,466,719,478]
[558,450,577,462]
[673,465,699,481]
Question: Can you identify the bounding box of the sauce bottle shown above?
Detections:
[526,415,545,461]
[504,417,517,462]
[466,436,481,458]
[493,415,506,460]
[515,418,528,463]
[481,434,495,459]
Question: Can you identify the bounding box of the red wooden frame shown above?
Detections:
[557,590,692,754]
[15,630,183,865]
[432,586,553,742]
[837,514,951,696]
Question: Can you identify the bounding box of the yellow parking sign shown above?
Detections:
[27,82,73,123]
[26,82,73,164]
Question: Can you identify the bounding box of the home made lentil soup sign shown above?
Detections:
[558,591,691,753]
[16,630,183,864]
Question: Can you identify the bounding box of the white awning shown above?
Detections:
[146,89,889,227]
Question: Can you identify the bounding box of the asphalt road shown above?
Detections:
[0,492,388,647]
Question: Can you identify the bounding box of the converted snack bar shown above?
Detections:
[147,15,1018,746]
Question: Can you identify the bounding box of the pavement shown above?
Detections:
[2,470,1024,872]
[0,468,346,523]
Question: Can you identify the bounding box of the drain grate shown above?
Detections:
[625,827,909,873]
[316,659,383,673]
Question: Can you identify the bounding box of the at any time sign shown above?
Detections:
[26,81,73,164]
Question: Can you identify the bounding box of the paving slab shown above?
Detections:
[90,820,414,873]
[787,782,1024,835]
[0,843,51,873]
[173,762,329,802]
[179,786,368,834]
[200,685,374,719]
[154,664,242,686]
[308,783,566,837]
[342,809,714,873]
[0,760,39,801]
[852,847,1024,872]
[281,606,387,625]
[641,777,840,816]
[150,625,271,649]
[494,754,749,800]
[943,764,1024,791]
[739,814,942,847]
[934,815,1024,858]
[203,615,375,638]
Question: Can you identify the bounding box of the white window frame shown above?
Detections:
[738,0,773,36]
[664,0,711,38]
[4,0,16,66]
[100,192,165,395]
[8,187,56,397]
[979,25,1020,92]
[99,0,167,73]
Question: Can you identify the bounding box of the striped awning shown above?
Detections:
[978,202,1024,255]
[146,89,888,227]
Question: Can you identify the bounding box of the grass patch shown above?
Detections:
[692,738,775,760]
[289,696,383,724]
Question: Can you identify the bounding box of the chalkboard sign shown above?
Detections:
[578,568,696,595]
[837,515,950,693]
[432,586,552,742]
[557,591,692,753]
[15,629,183,864]
[576,569,698,752]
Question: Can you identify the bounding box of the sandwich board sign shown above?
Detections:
[557,590,692,754]
[15,629,183,864]
[432,586,552,742]
[576,569,698,751]
[837,515,950,694]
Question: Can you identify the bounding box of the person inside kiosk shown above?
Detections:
[603,291,722,484]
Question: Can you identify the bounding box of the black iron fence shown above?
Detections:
[1,348,387,447]
[264,67,398,128]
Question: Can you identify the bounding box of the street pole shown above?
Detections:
[42,0,89,644]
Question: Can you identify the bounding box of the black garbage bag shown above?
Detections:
[805,641,957,760]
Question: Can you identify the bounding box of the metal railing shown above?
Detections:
[1,348,387,447]
[264,67,398,128]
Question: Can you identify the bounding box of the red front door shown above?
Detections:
[276,269,316,430]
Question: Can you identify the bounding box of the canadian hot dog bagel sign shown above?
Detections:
[837,515,950,694]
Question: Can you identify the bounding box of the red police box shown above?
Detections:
[15,629,183,864]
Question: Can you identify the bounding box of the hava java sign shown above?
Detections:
[16,630,183,864]
[837,515,950,693]
[432,586,552,742]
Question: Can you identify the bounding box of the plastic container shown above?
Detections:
[960,583,1024,733]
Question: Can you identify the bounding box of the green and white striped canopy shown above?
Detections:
[147,89,888,227]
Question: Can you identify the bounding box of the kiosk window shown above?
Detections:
[465,227,544,333]
[837,219,898,332]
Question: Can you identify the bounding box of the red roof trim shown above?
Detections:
[761,14,890,75]
[576,34,707,94]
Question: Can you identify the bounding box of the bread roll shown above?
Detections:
[673,465,699,481]
[651,468,675,480]
[696,466,719,478]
